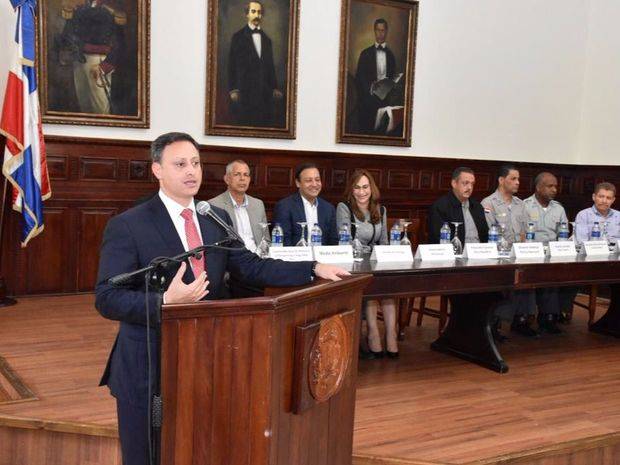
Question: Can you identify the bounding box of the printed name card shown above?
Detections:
[269,246,314,262]
[313,245,354,263]
[413,244,455,261]
[583,240,611,256]
[463,243,499,260]
[511,242,545,259]
[371,245,414,262]
[548,241,577,257]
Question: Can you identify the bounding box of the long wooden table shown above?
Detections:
[348,254,620,373]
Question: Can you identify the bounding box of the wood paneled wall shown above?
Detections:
[2,135,620,296]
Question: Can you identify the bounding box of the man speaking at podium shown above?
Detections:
[95,132,349,465]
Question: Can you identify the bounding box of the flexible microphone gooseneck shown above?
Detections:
[196,200,245,244]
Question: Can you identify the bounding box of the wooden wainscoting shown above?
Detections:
[2,135,620,295]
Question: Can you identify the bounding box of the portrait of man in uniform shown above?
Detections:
[38,0,149,127]
[336,0,418,147]
[206,0,300,139]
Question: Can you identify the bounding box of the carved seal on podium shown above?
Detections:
[292,309,355,414]
[309,315,350,402]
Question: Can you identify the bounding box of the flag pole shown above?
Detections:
[0,136,17,307]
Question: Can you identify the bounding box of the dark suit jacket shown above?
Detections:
[427,191,489,245]
[355,45,396,132]
[95,194,313,406]
[228,25,278,126]
[272,193,338,246]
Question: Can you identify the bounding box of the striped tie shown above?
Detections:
[181,208,205,278]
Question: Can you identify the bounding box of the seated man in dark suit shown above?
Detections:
[428,167,489,245]
[272,162,338,246]
[428,167,504,339]
[95,132,348,465]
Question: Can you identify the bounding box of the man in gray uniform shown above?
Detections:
[482,165,536,337]
[523,172,568,333]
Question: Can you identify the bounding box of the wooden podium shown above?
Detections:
[159,275,372,465]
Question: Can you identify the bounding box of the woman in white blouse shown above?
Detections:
[337,169,398,358]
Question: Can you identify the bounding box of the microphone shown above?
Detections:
[196,201,245,244]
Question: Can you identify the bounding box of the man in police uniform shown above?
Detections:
[523,172,568,333]
[59,0,126,114]
[482,165,537,337]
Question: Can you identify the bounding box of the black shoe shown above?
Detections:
[368,349,384,359]
[558,311,572,324]
[491,318,508,343]
[538,313,562,334]
[386,350,399,359]
[492,326,508,343]
[511,315,539,338]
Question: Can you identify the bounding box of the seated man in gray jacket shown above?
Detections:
[209,159,267,253]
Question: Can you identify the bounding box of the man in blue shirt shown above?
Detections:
[575,182,619,244]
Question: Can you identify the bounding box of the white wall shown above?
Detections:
[0,2,14,110]
[577,1,620,165]
[0,0,615,165]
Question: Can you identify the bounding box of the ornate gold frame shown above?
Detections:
[336,0,418,146]
[205,0,300,139]
[37,0,150,128]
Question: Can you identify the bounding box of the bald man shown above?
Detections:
[522,172,569,334]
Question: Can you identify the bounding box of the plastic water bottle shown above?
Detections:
[488,224,499,244]
[525,222,536,242]
[389,223,401,245]
[310,223,323,247]
[590,221,601,240]
[439,222,451,244]
[558,222,569,241]
[338,224,351,246]
[271,223,283,247]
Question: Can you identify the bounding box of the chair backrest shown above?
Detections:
[387,217,421,251]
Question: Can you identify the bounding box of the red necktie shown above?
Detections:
[181,208,205,278]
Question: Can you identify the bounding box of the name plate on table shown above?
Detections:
[463,243,499,259]
[371,245,414,262]
[510,242,545,259]
[313,245,354,263]
[269,246,314,262]
[583,240,611,256]
[413,244,455,261]
[548,241,577,257]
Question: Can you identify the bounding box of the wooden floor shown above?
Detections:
[0,294,121,465]
[0,294,619,465]
[354,296,620,465]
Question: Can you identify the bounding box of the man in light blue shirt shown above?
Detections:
[575,182,619,244]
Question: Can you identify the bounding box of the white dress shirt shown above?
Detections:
[375,42,387,81]
[301,195,319,241]
[249,24,262,58]
[229,192,257,252]
[158,190,204,253]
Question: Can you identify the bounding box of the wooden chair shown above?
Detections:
[572,285,599,325]
[380,218,427,339]
[390,218,449,339]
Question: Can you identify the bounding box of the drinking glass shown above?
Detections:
[602,221,610,243]
[352,238,364,261]
[400,221,412,246]
[498,223,510,254]
[568,221,581,252]
[296,222,308,247]
[256,222,271,258]
[451,222,463,255]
